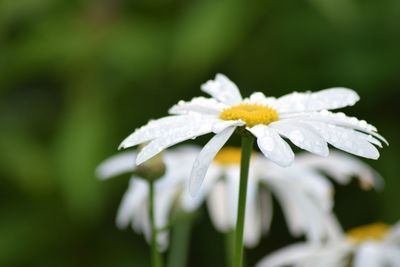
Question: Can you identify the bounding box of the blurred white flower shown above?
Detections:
[96,144,382,251]
[204,148,383,248]
[96,146,201,251]
[256,222,400,267]
[119,73,386,196]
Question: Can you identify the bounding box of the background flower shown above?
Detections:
[205,149,382,248]
[256,222,400,267]
[96,146,202,250]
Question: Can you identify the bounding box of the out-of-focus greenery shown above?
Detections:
[1,0,399,266]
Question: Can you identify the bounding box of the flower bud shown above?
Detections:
[134,147,166,181]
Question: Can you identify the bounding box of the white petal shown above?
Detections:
[136,116,218,165]
[249,125,294,167]
[189,126,236,196]
[270,120,329,157]
[216,166,263,247]
[168,97,227,115]
[257,241,353,267]
[181,164,221,212]
[255,243,320,267]
[143,181,180,251]
[244,175,262,247]
[225,166,240,227]
[163,145,200,177]
[119,115,197,149]
[305,122,380,159]
[382,246,400,266]
[211,120,245,134]
[265,173,333,242]
[265,177,304,236]
[246,92,277,106]
[133,201,149,233]
[201,73,243,105]
[274,87,359,113]
[138,199,170,252]
[207,180,230,232]
[281,110,387,145]
[296,151,383,190]
[154,182,179,231]
[116,177,147,228]
[300,241,353,267]
[96,151,136,179]
[259,187,273,234]
[354,243,384,267]
[292,168,334,211]
[323,213,344,241]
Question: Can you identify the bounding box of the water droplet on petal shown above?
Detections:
[261,136,275,152]
[289,130,304,143]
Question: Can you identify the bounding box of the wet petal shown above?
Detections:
[136,117,218,165]
[211,120,245,134]
[189,126,236,195]
[270,120,329,157]
[249,125,294,167]
[119,115,198,149]
[182,164,221,212]
[201,73,243,105]
[169,97,226,115]
[274,87,359,113]
[280,110,387,145]
[305,122,380,159]
[246,92,277,106]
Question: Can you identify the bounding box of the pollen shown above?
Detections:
[346,223,391,243]
[219,104,279,127]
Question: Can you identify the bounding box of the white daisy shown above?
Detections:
[95,146,202,251]
[256,222,400,267]
[119,73,387,195]
[205,148,382,248]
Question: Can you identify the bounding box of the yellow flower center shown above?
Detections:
[346,223,391,243]
[219,104,279,127]
[214,147,243,165]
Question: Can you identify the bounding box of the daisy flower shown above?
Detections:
[96,146,202,251]
[256,222,400,267]
[119,74,386,195]
[205,148,382,247]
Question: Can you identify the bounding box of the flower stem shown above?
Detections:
[167,213,193,267]
[149,180,162,267]
[234,135,254,267]
[225,230,235,267]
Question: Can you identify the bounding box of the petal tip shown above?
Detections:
[188,179,200,197]
[135,154,145,166]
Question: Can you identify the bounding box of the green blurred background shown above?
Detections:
[1,0,399,266]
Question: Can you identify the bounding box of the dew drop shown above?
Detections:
[261,136,275,152]
[289,130,304,143]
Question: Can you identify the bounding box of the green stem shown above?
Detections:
[149,180,162,267]
[167,214,193,267]
[225,230,235,267]
[234,135,254,267]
